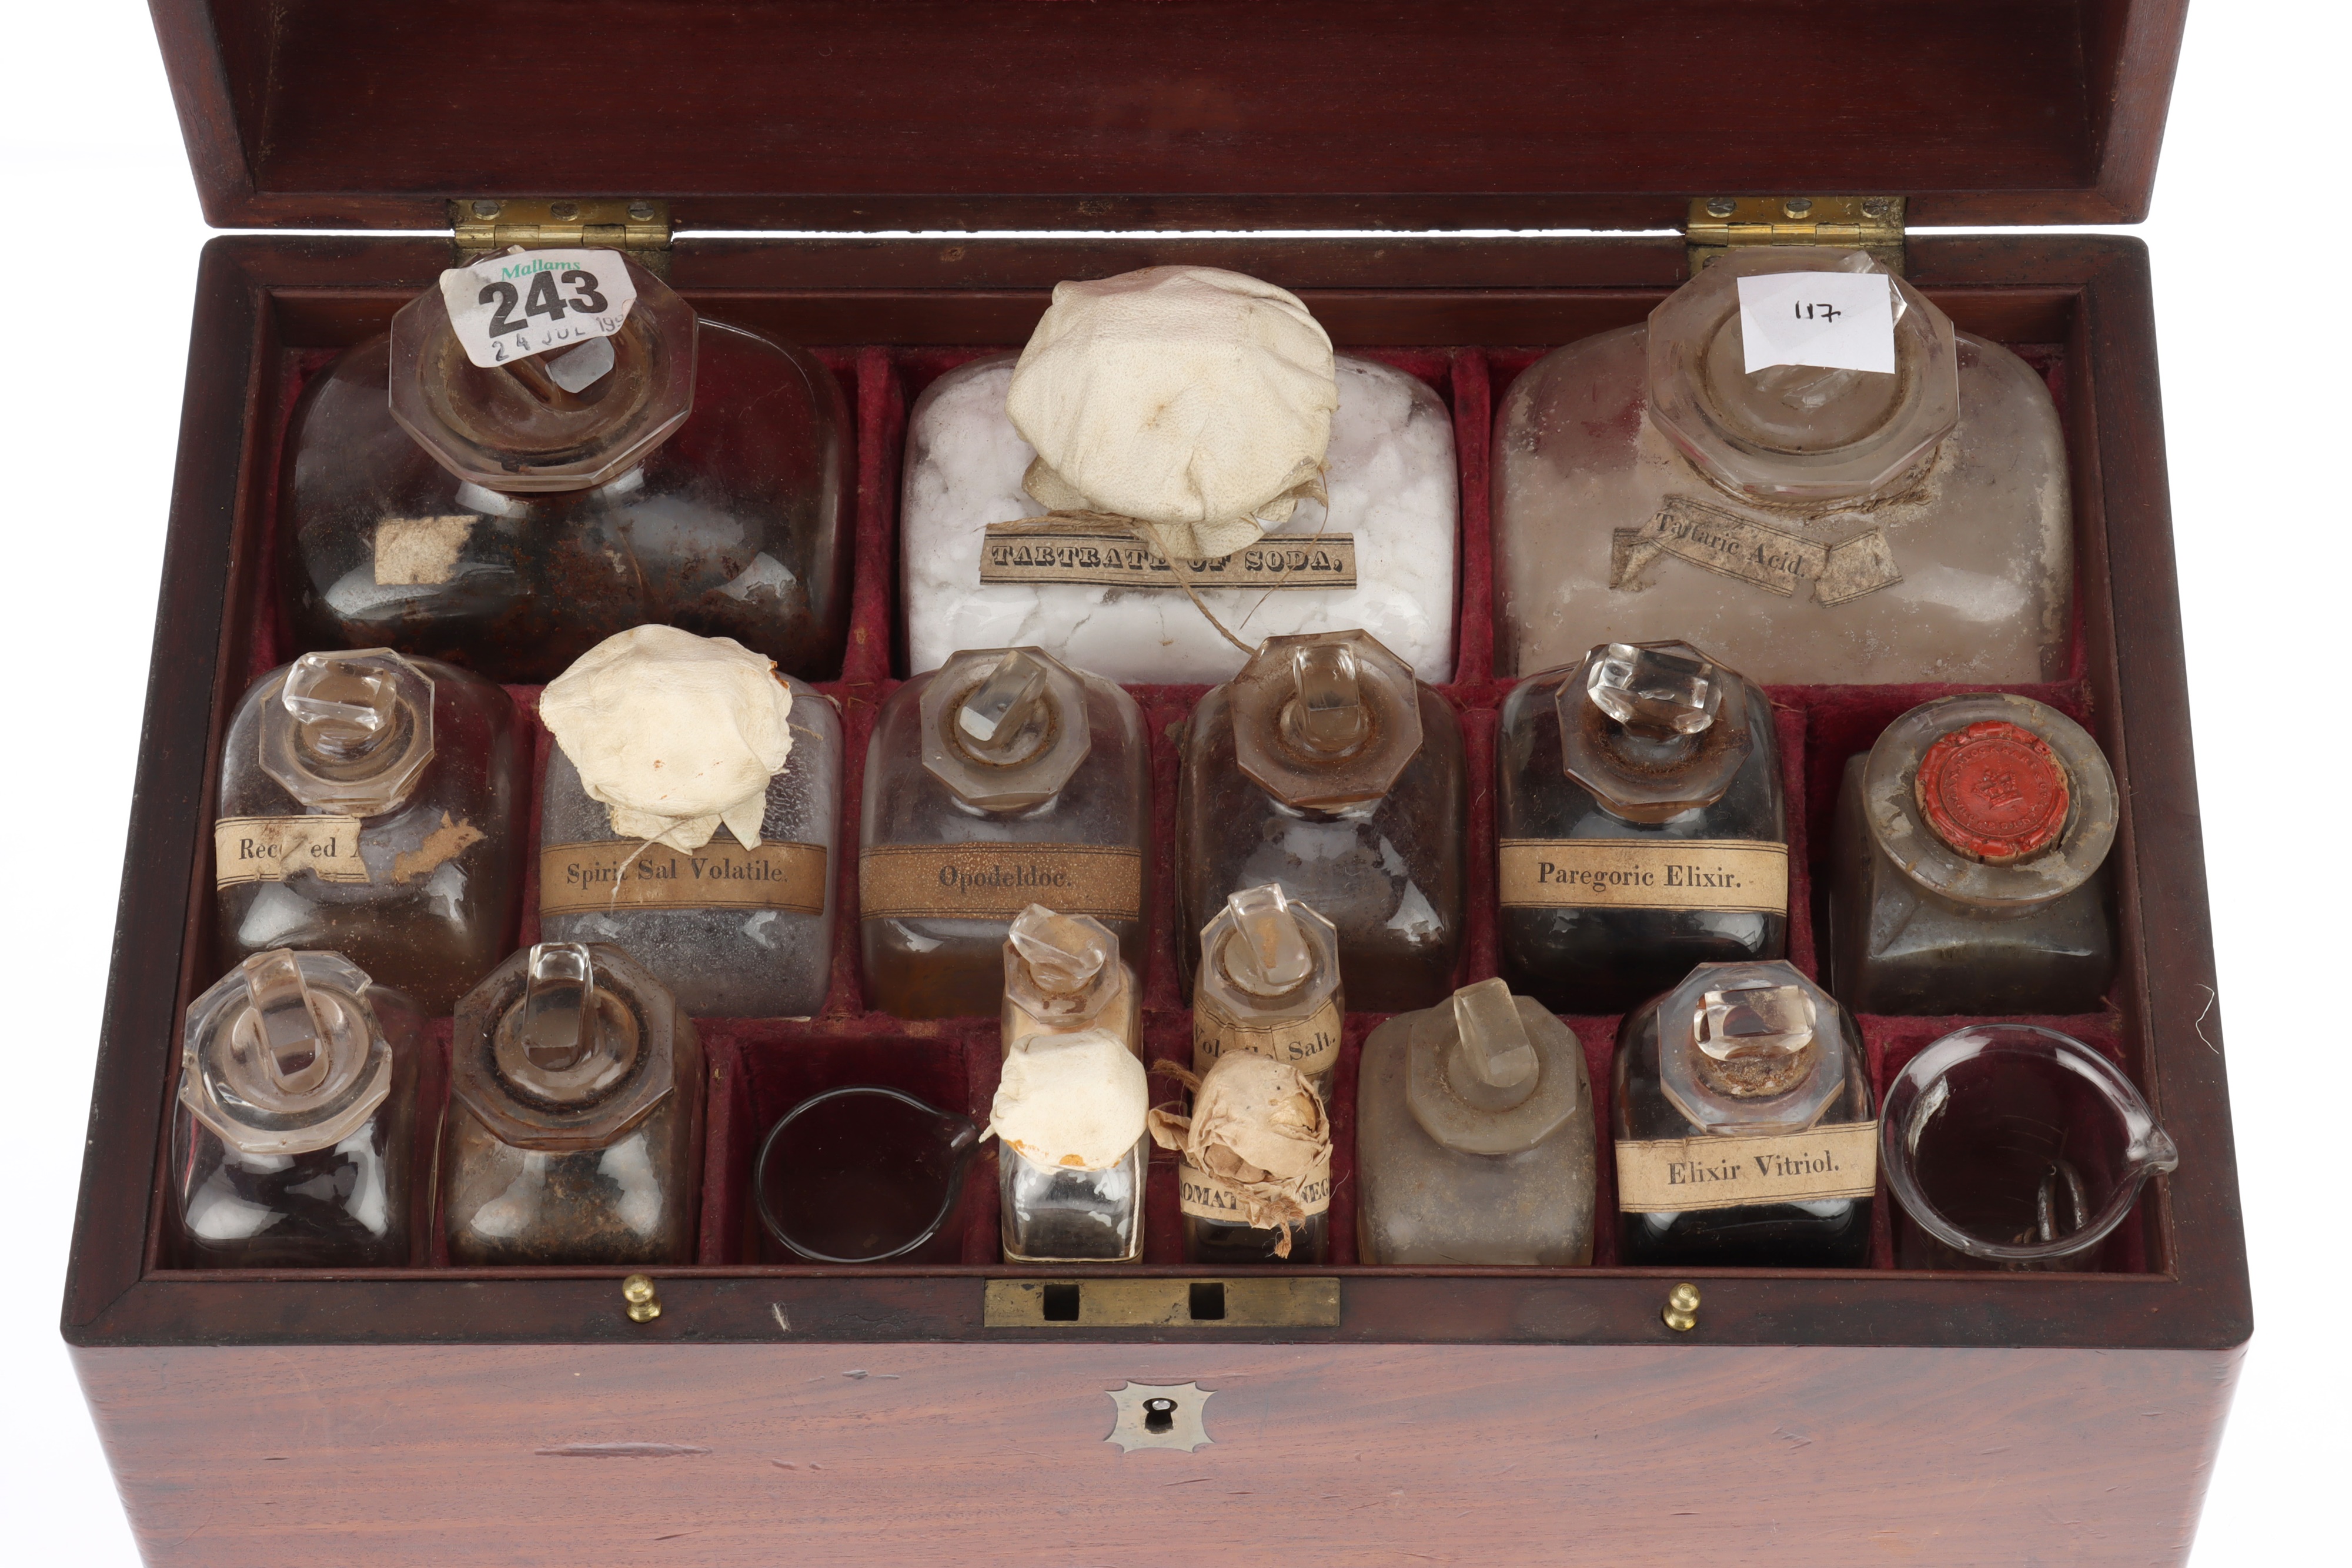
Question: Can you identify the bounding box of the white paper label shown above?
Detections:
[437,249,637,369]
[1735,271,1895,375]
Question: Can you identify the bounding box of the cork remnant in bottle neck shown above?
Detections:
[1558,640,1752,823]
[260,649,437,816]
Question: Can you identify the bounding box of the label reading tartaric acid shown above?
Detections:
[1192,996,1344,1078]
[539,841,828,918]
[858,844,1144,922]
[214,816,369,887]
[1614,1123,1879,1213]
[1498,839,1788,915]
[1178,1156,1335,1222]
[978,520,1357,590]
[437,249,638,369]
[1611,497,1902,607]
[1735,270,1897,375]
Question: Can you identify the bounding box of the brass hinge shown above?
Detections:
[1685,196,1905,276]
[449,198,672,275]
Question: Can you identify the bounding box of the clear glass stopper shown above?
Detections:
[1008,904,1109,995]
[1588,642,1721,740]
[957,650,1053,758]
[1452,977,1539,1091]
[1694,983,1816,1062]
[520,942,597,1073]
[282,651,396,758]
[1222,884,1314,994]
[240,949,332,1095]
[1290,642,1369,755]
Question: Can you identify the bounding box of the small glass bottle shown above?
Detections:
[990,1029,1148,1263]
[1829,693,2118,1014]
[1192,883,1344,1102]
[1498,640,1786,1014]
[1151,1053,1334,1265]
[444,942,704,1266]
[1612,959,1875,1268]
[280,251,850,683]
[539,673,841,1019]
[1002,904,1141,1057]
[1355,978,1596,1266]
[214,648,527,1013]
[172,950,423,1268]
[1495,246,2071,684]
[860,647,1151,1019]
[1177,629,1465,1014]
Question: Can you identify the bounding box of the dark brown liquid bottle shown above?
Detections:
[1177,629,1465,1014]
[280,250,850,683]
[214,649,527,1013]
[1498,640,1787,1014]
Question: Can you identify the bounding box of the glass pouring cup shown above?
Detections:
[756,1088,980,1263]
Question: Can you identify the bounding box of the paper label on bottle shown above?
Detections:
[214,817,370,887]
[539,841,828,917]
[437,249,638,369]
[1178,1156,1334,1222]
[1498,838,1788,915]
[1611,497,1902,606]
[858,844,1144,922]
[1614,1123,1879,1213]
[373,515,476,586]
[978,519,1357,590]
[1735,270,1897,375]
[1192,995,1344,1078]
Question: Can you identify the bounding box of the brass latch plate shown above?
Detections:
[984,1277,1341,1328]
[1686,196,1906,275]
[450,198,671,272]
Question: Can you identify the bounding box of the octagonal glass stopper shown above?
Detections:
[1452,977,1539,1092]
[1588,643,1721,741]
[1694,984,1816,1062]
[242,948,335,1095]
[520,942,597,1074]
[1223,884,1315,995]
[957,650,1053,761]
[1008,904,1111,997]
[1290,643,1369,755]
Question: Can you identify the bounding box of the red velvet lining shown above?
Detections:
[225,335,2149,1279]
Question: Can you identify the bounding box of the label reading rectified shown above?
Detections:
[858,843,1144,922]
[1498,838,1788,915]
[215,816,370,887]
[1192,997,1344,1078]
[437,248,638,369]
[539,841,828,917]
[979,519,1357,590]
[1614,1123,1878,1213]
[1178,1157,1334,1222]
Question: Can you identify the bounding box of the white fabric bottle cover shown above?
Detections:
[1005,265,1339,562]
[987,1028,1149,1171]
[538,624,794,852]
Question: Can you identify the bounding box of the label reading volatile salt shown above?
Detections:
[539,841,828,918]
[858,844,1144,922]
[437,249,637,369]
[1615,1123,1879,1213]
[1193,996,1344,1079]
[1178,1156,1334,1222]
[215,817,369,887]
[1735,270,1896,375]
[979,519,1356,590]
[1498,838,1788,915]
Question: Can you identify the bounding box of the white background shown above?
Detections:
[1,3,2343,1561]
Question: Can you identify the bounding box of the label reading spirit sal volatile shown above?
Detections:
[539,840,828,917]
[858,844,1145,922]
[1498,838,1789,915]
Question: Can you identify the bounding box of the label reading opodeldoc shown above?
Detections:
[214,817,369,887]
[1735,270,1896,375]
[1614,1123,1879,1213]
[539,841,829,918]
[437,249,637,369]
[857,844,1145,923]
[1192,996,1344,1078]
[1497,838,1788,915]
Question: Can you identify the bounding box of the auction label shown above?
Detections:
[540,840,827,917]
[1178,1156,1334,1222]
[1735,269,1897,375]
[1615,1124,1878,1213]
[437,248,637,369]
[980,519,1357,590]
[858,843,1144,922]
[215,816,369,887]
[1192,995,1344,1078]
[1498,838,1788,915]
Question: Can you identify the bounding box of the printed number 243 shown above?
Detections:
[479,269,609,338]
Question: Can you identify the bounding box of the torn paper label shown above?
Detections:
[215,816,369,887]
[1611,497,1902,606]
[1192,996,1344,1078]
[1736,270,1896,374]
[1178,1156,1333,1221]
[438,249,637,370]
[374,516,475,586]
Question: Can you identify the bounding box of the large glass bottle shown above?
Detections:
[1497,640,1786,1014]
[443,942,704,1266]
[1829,693,2117,1014]
[1612,959,1875,1268]
[860,647,1150,1019]
[990,1029,1148,1263]
[213,648,526,1013]
[1495,246,2070,684]
[1355,979,1596,1266]
[1001,904,1141,1057]
[1191,883,1345,1102]
[1177,629,1465,1014]
[172,950,423,1268]
[280,250,850,683]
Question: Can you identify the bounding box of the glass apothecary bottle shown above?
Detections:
[1356,979,1596,1266]
[1829,693,2117,1014]
[444,942,704,1266]
[860,647,1150,1019]
[1002,904,1141,1057]
[990,1029,1148,1263]
[1177,629,1465,1014]
[1150,1052,1334,1265]
[173,950,423,1268]
[1192,883,1345,1102]
[537,628,841,1019]
[1612,959,1875,1268]
[1495,246,2070,685]
[280,249,850,684]
[214,648,527,1014]
[1498,640,1786,1014]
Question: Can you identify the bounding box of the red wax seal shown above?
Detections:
[1914,720,2070,864]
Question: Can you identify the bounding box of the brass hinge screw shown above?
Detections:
[1663,1282,1701,1333]
[622,1273,662,1325]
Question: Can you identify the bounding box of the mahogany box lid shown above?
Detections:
[151,0,2189,233]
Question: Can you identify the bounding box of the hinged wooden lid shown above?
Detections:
[153,1,2187,233]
